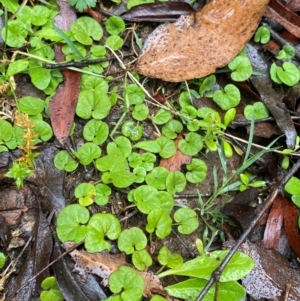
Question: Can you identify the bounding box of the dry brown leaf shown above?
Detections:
[64,243,165,298]
[136,0,270,82]
[264,0,300,38]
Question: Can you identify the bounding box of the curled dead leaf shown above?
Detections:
[136,0,270,82]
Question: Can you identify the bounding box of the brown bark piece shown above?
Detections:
[136,0,270,82]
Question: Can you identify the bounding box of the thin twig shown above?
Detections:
[196,157,300,300]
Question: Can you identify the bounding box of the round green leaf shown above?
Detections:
[157,246,183,269]
[152,109,171,125]
[156,136,176,158]
[254,26,270,44]
[145,166,169,190]
[124,84,145,105]
[132,249,152,271]
[2,20,29,47]
[244,102,269,120]
[109,266,145,301]
[118,227,147,254]
[76,142,101,165]
[106,16,125,35]
[146,208,172,239]
[133,185,160,214]
[213,84,241,110]
[54,150,79,172]
[107,136,132,157]
[162,120,183,139]
[122,121,143,141]
[83,119,109,145]
[56,204,89,243]
[178,132,203,156]
[76,90,111,120]
[95,183,111,205]
[34,120,53,141]
[75,183,96,206]
[228,56,252,82]
[105,35,123,50]
[18,96,45,115]
[174,208,199,234]
[186,158,207,184]
[85,213,121,252]
[166,171,186,195]
[276,62,300,86]
[71,16,103,45]
[0,120,13,142]
[132,103,149,121]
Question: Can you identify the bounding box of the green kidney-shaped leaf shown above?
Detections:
[152,109,171,125]
[132,249,152,271]
[133,140,161,153]
[157,246,183,269]
[105,35,123,50]
[166,171,186,195]
[34,120,53,142]
[156,136,176,158]
[0,120,13,142]
[145,167,169,190]
[146,208,172,239]
[124,84,146,105]
[118,227,147,254]
[109,266,145,301]
[83,119,109,145]
[74,183,96,206]
[2,20,29,47]
[133,185,160,214]
[95,183,111,205]
[162,120,183,139]
[54,150,79,172]
[18,96,45,115]
[76,90,111,120]
[107,136,132,157]
[284,176,300,195]
[85,213,121,252]
[178,132,203,156]
[276,62,300,86]
[71,16,103,45]
[56,204,89,243]
[106,16,126,35]
[213,84,240,110]
[174,208,199,234]
[40,276,64,301]
[6,59,29,77]
[244,102,269,120]
[76,142,101,165]
[186,158,207,184]
[228,56,252,82]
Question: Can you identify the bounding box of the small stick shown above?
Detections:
[43,53,134,69]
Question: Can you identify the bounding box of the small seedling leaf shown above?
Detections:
[122,121,143,141]
[85,213,121,252]
[132,103,149,121]
[40,276,64,301]
[106,16,125,35]
[118,227,147,254]
[277,44,295,60]
[109,266,145,301]
[213,84,240,110]
[157,191,174,213]
[76,142,101,165]
[162,120,183,139]
[276,62,300,86]
[145,167,169,190]
[105,35,123,50]
[132,249,152,271]
[83,119,109,145]
[228,56,252,82]
[71,16,103,45]
[186,158,207,184]
[174,208,199,234]
[56,204,89,243]
[124,84,146,105]
[254,26,270,44]
[156,136,176,158]
[284,176,300,195]
[178,133,203,156]
[95,183,111,205]
[54,150,79,172]
[19,96,45,115]
[166,171,187,194]
[75,183,96,206]
[146,208,172,239]
[107,136,132,157]
[244,102,269,120]
[157,246,183,269]
[153,109,172,125]
[134,185,160,214]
